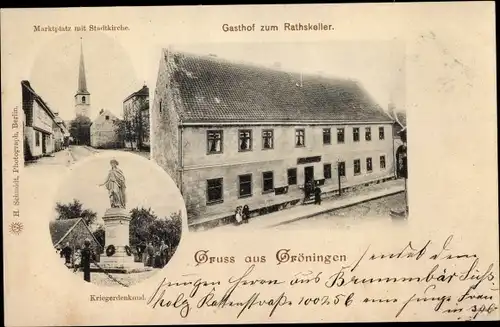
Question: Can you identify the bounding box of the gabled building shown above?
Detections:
[151,50,397,228]
[21,80,58,159]
[123,85,150,150]
[90,109,122,149]
[49,218,102,253]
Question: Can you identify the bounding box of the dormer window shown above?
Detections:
[105,115,110,120]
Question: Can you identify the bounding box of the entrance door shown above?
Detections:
[304,166,314,185]
[42,134,47,154]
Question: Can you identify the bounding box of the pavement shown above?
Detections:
[200,178,406,232]
[24,145,97,168]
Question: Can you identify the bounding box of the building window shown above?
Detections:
[366,157,373,172]
[35,131,40,146]
[354,159,361,175]
[262,171,274,193]
[239,130,252,151]
[206,178,223,204]
[379,126,385,140]
[207,130,223,154]
[353,127,360,142]
[324,164,332,179]
[287,168,297,185]
[365,127,372,141]
[159,100,162,113]
[82,96,86,104]
[262,129,274,149]
[323,128,331,144]
[295,129,305,147]
[105,115,109,120]
[337,128,345,143]
[380,155,386,169]
[338,161,346,177]
[238,174,252,198]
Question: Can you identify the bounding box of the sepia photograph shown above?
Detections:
[22,32,150,169]
[49,152,185,287]
[2,3,497,326]
[149,42,409,232]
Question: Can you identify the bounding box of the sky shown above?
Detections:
[29,32,143,121]
[51,152,185,226]
[28,35,406,123]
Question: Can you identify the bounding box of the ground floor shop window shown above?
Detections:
[262,171,274,193]
[35,131,40,146]
[238,174,252,198]
[366,157,373,172]
[354,159,361,175]
[324,164,332,179]
[380,155,386,169]
[207,178,223,204]
[338,161,346,177]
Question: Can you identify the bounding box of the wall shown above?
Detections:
[75,93,91,117]
[25,127,54,157]
[90,114,122,148]
[181,123,395,222]
[151,50,181,187]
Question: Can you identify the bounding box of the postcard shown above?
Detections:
[1,2,499,326]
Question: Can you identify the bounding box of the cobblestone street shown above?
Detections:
[274,193,407,231]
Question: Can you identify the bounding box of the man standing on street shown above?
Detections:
[81,239,94,282]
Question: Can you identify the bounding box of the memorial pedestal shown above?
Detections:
[94,207,151,273]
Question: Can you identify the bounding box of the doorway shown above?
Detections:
[42,134,47,154]
[304,166,314,185]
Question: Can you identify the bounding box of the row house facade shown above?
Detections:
[21,80,67,160]
[151,50,397,228]
[123,85,150,150]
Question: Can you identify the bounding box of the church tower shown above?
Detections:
[75,38,91,117]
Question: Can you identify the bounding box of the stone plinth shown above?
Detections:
[95,207,151,273]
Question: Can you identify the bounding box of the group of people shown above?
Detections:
[56,239,95,282]
[234,205,250,225]
[232,181,323,225]
[136,240,169,269]
[303,180,322,205]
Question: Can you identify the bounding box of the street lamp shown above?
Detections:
[336,159,342,196]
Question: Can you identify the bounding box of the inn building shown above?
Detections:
[151,50,397,229]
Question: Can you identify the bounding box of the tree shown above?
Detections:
[129,207,183,264]
[129,207,157,247]
[55,199,97,226]
[69,115,92,145]
[122,96,149,151]
[92,224,105,248]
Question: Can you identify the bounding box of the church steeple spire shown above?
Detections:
[75,37,91,117]
[77,38,88,93]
